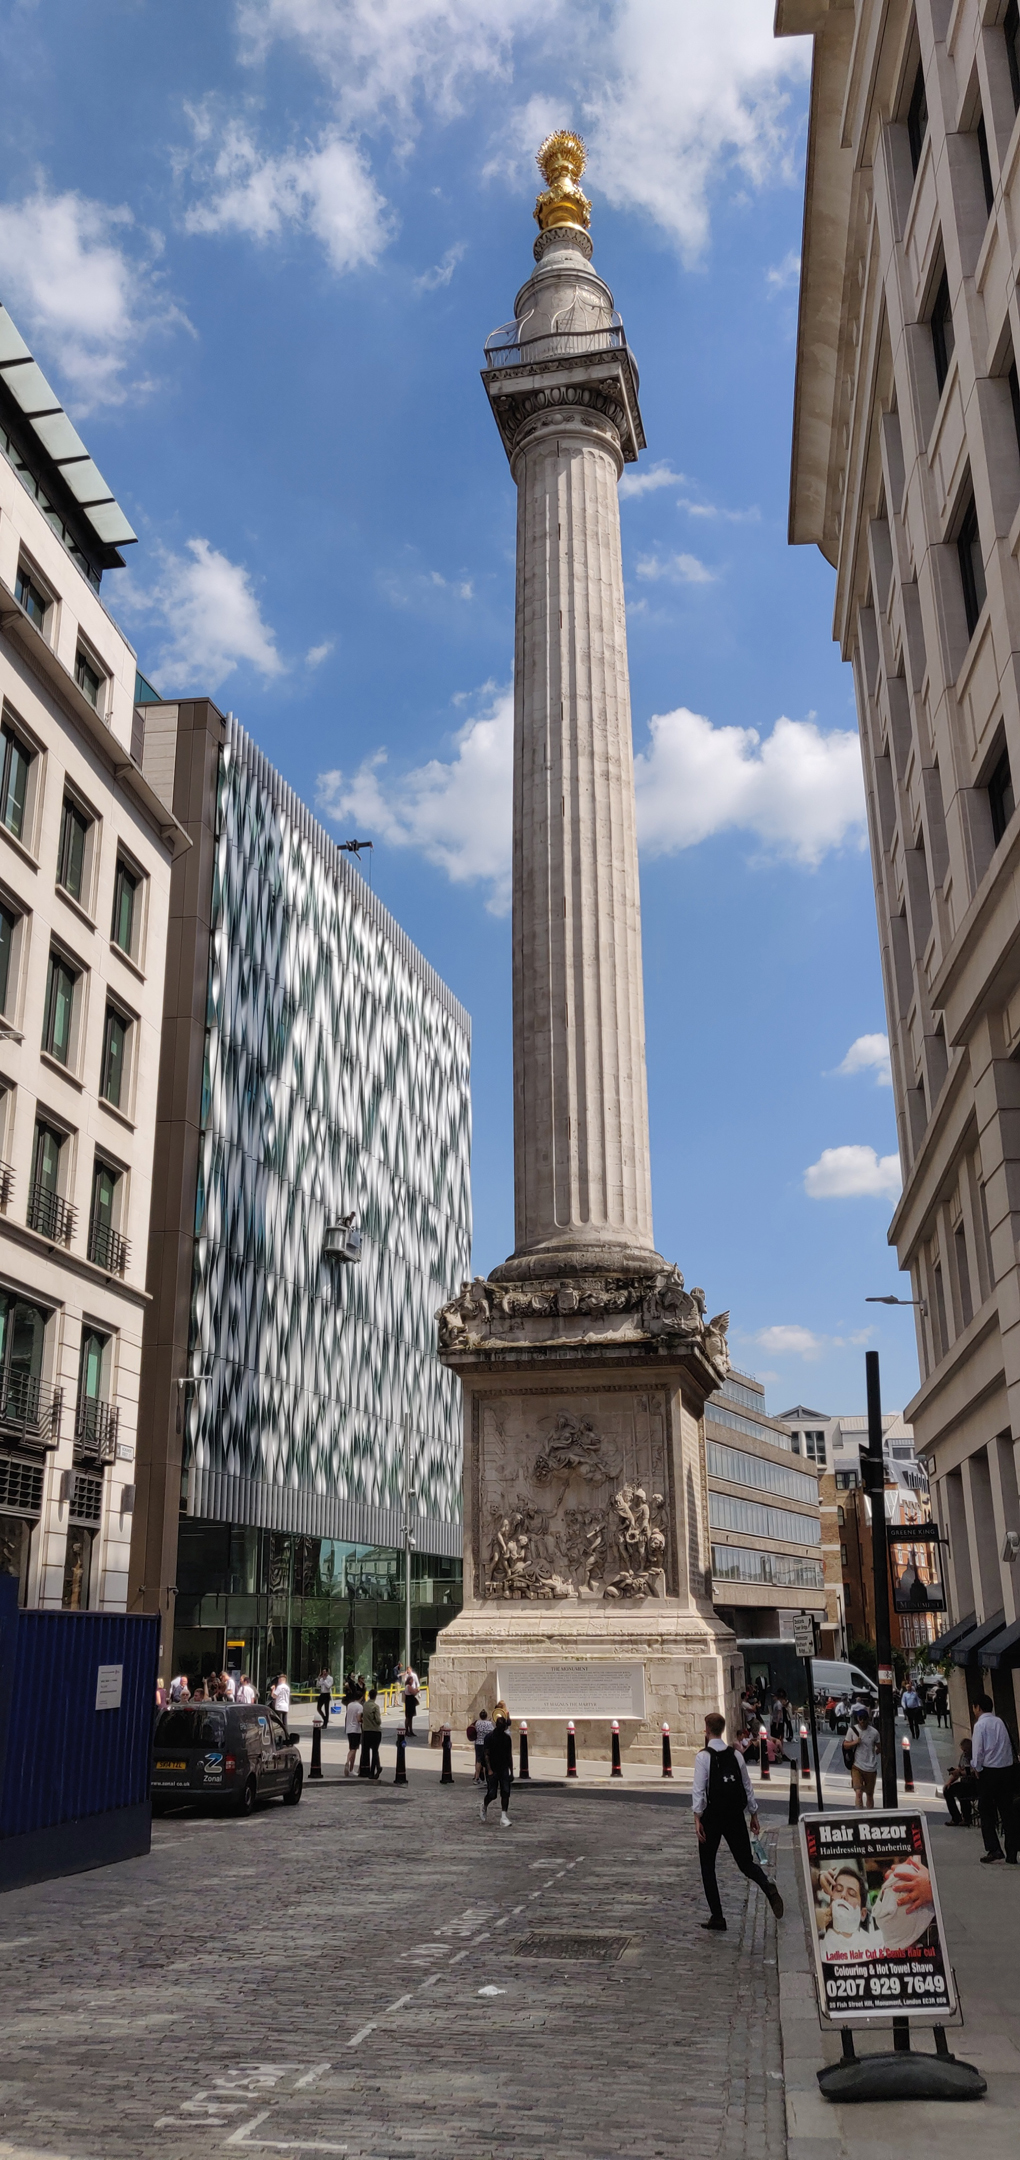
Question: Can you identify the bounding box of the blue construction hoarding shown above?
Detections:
[0,1574,160,1891]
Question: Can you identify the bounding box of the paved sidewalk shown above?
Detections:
[776,1716,1020,2159]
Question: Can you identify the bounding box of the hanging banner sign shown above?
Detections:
[886,1523,946,1614]
[800,1809,956,2022]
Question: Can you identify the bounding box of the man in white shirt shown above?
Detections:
[693,1712,784,1932]
[270,1673,291,1737]
[315,1669,334,1730]
[970,1695,1018,1864]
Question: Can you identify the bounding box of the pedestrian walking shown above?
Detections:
[344,1693,364,1777]
[932,1680,950,1728]
[315,1666,334,1729]
[403,1667,420,1736]
[970,1694,1019,1864]
[901,1682,923,1741]
[360,1688,383,1778]
[480,1714,514,1828]
[236,1674,257,1704]
[693,1711,784,1932]
[270,1673,291,1736]
[470,1708,494,1780]
[843,1710,880,1810]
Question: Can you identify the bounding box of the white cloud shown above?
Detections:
[236,0,549,134]
[619,461,688,500]
[183,115,391,274]
[414,241,467,290]
[676,497,760,524]
[803,1146,901,1201]
[0,185,184,412]
[381,564,475,607]
[589,0,812,261]
[633,709,866,866]
[836,1034,892,1087]
[756,1324,826,1360]
[767,247,801,291]
[316,681,514,912]
[118,538,284,692]
[307,639,335,667]
[636,551,716,585]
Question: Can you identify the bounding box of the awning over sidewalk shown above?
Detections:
[980,1615,1020,1669]
[927,1611,976,1657]
[949,1611,1006,1667]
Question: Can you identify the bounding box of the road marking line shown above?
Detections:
[348,2025,376,2047]
[293,2064,331,2089]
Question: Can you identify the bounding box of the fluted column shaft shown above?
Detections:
[509,404,654,1268]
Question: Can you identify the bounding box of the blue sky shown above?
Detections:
[0,0,919,1420]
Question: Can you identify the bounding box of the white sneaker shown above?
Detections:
[480,1799,488,1821]
[500,1812,511,1828]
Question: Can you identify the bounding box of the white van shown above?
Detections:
[811,1658,877,1701]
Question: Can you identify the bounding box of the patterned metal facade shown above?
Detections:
[183,718,471,1556]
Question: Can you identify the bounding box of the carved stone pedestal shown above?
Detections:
[429,1268,740,1764]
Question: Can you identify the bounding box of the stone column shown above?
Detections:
[484,148,656,1282]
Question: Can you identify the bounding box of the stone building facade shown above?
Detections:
[779,0,1020,1728]
[0,304,183,1610]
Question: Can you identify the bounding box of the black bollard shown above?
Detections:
[441,1726,453,1783]
[566,1720,577,1777]
[661,1723,673,1778]
[358,1735,372,1778]
[611,1719,622,1777]
[309,1720,323,1781]
[901,1734,915,1792]
[758,1732,770,1782]
[788,1757,800,1826]
[394,1731,408,1784]
[518,1720,530,1780]
[800,1723,810,1774]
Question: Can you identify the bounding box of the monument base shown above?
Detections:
[433,1265,741,1764]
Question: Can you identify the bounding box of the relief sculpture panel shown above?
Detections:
[477,1390,675,1602]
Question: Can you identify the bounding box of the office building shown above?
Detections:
[129,703,472,1687]
[706,1370,827,1643]
[778,0,1020,1723]
[0,305,184,1610]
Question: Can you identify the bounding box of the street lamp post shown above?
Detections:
[863,1350,898,1807]
[402,1415,416,1676]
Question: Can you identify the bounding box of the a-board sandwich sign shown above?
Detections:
[800,1809,956,2022]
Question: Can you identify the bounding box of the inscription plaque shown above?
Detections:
[497,1660,646,1719]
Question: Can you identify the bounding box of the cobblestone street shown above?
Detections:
[0,1751,786,2160]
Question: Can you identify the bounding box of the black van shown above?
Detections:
[152,1703,302,1815]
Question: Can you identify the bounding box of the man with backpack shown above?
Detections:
[693,1711,784,1932]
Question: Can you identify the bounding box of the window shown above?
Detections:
[907,61,928,175]
[14,563,47,631]
[710,1546,824,1591]
[75,1326,117,1462]
[708,1491,822,1546]
[0,902,16,1015]
[835,1469,860,1491]
[100,1005,129,1107]
[837,1505,846,1525]
[1007,0,1020,112]
[957,497,987,639]
[977,115,994,217]
[74,649,102,710]
[0,1288,49,1432]
[988,746,1014,845]
[930,270,955,394]
[111,859,138,955]
[706,1439,819,1505]
[88,1157,127,1274]
[61,1522,97,1611]
[27,1120,74,1245]
[0,721,32,843]
[954,1222,973,1329]
[840,1543,849,1567]
[803,1429,827,1466]
[42,950,79,1064]
[57,798,90,904]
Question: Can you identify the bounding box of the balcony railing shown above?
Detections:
[27,1182,76,1246]
[483,317,629,371]
[74,1395,119,1466]
[0,1160,13,1211]
[0,1370,63,1449]
[88,1216,129,1276]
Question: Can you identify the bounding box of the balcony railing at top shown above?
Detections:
[0,1161,13,1212]
[27,1182,76,1247]
[0,1370,63,1449]
[74,1394,119,1466]
[483,317,633,375]
[88,1215,130,1277]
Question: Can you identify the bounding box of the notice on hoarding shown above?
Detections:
[497,1662,646,1719]
[800,1810,955,2022]
[95,1664,123,1711]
